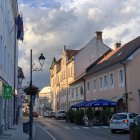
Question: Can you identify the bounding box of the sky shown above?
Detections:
[18,0,140,89]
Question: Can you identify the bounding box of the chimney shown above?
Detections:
[115,42,121,49]
[95,31,102,40]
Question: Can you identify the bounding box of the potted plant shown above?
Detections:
[130,122,136,140]
[23,84,40,95]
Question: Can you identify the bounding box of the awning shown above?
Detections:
[110,95,123,102]
[71,101,87,108]
[85,99,117,107]
[71,99,117,108]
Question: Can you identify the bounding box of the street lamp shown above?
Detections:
[29,49,45,140]
[17,67,25,124]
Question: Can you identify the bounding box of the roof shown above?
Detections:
[66,49,79,61]
[86,36,140,75]
[50,57,56,69]
[56,58,61,73]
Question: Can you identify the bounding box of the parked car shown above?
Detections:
[43,111,50,118]
[55,110,67,120]
[110,112,138,133]
[33,112,39,118]
[133,115,140,126]
[48,111,56,118]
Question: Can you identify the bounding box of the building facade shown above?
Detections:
[36,86,53,115]
[85,37,140,114]
[50,32,111,112]
[0,0,19,134]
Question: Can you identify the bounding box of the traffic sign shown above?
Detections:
[3,85,12,99]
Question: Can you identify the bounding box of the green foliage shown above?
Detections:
[67,109,75,123]
[130,122,140,140]
[23,84,40,95]
[101,108,111,125]
[130,122,137,130]
[86,108,94,121]
[75,109,84,125]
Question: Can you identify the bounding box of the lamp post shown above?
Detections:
[17,67,25,124]
[29,49,45,140]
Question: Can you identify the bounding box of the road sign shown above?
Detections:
[3,85,12,99]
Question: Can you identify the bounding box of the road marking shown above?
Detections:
[44,127,49,130]
[37,124,57,140]
[82,127,90,129]
[92,126,99,129]
[64,126,70,129]
[102,126,110,128]
[73,127,80,129]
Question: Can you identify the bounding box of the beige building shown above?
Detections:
[34,86,52,114]
[50,32,111,111]
[50,47,78,112]
[84,37,140,114]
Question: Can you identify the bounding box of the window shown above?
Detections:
[109,73,114,89]
[93,79,96,91]
[70,66,73,76]
[76,87,78,98]
[71,88,74,97]
[99,77,103,89]
[76,87,78,94]
[104,75,108,89]
[86,81,89,92]
[119,69,124,87]
[80,86,83,95]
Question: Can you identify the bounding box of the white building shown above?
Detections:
[0,0,19,134]
[34,86,53,115]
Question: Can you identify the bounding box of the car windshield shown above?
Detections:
[112,114,127,120]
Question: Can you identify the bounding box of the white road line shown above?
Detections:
[37,124,57,140]
[102,126,110,128]
[44,127,49,130]
[82,127,90,129]
[92,126,99,129]
[64,126,70,129]
[73,127,80,129]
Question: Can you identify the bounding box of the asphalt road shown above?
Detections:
[33,117,129,140]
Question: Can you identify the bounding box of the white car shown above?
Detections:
[55,111,67,120]
[110,112,138,133]
[43,111,49,118]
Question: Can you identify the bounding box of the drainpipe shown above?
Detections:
[82,79,86,101]
[120,62,128,112]
[138,89,140,113]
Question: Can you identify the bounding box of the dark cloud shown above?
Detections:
[18,0,140,88]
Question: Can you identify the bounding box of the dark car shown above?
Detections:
[33,112,38,117]
[133,115,140,126]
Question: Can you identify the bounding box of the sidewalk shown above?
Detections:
[0,118,31,140]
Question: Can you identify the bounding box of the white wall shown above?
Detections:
[74,38,109,78]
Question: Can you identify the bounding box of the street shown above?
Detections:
[33,117,129,140]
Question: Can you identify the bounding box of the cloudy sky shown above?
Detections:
[18,0,140,89]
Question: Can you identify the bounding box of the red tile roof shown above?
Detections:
[86,36,140,75]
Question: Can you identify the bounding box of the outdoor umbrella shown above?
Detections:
[71,101,87,108]
[85,99,117,107]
